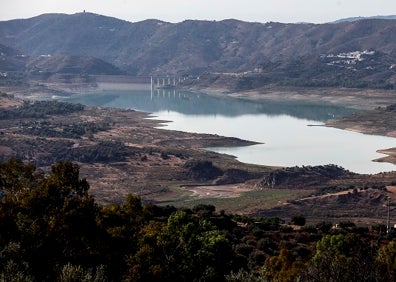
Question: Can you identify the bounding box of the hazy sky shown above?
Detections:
[1,0,396,23]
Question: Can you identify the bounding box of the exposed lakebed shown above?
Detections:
[61,89,396,174]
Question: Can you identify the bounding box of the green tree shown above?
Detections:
[0,158,42,195]
[124,209,235,282]
[46,160,89,197]
[0,160,101,280]
[58,263,107,282]
[96,194,145,280]
[264,248,306,282]
[0,241,34,282]
[225,268,268,282]
[304,234,375,282]
[375,240,396,281]
[123,221,168,281]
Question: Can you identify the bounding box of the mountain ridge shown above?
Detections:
[1,13,396,88]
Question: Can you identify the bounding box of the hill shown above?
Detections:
[1,12,396,88]
[0,43,123,86]
[186,50,396,90]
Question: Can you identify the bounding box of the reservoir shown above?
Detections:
[62,89,396,174]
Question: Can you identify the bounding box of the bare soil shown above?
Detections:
[376,149,396,164]
[0,96,24,108]
[183,184,251,199]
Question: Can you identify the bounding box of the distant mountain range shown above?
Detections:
[333,15,396,23]
[0,13,396,89]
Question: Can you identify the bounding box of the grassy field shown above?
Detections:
[160,187,315,214]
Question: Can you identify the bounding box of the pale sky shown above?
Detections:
[1,0,396,23]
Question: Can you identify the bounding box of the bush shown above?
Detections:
[235,244,254,257]
[291,215,306,226]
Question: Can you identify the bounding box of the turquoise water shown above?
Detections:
[62,89,396,174]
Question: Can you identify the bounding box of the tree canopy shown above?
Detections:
[1,158,396,281]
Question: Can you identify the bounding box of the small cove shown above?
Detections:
[61,89,396,174]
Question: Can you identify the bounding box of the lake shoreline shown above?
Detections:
[3,81,396,221]
[185,85,396,167]
[188,85,396,110]
[3,81,396,168]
